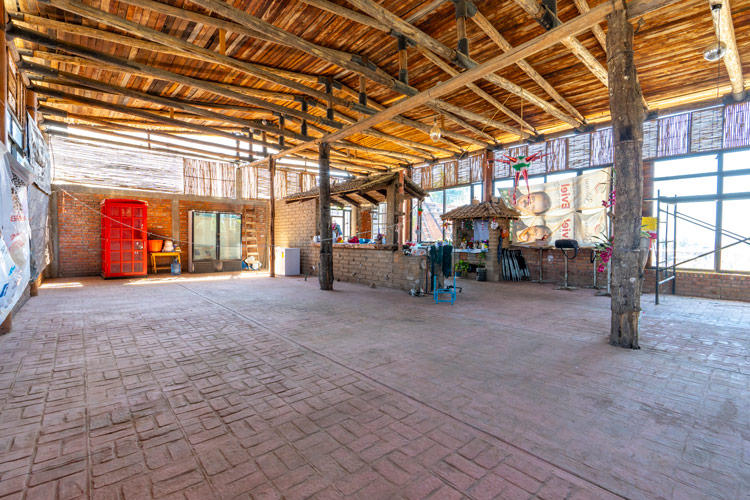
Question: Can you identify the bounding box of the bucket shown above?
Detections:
[476,268,487,281]
[148,239,163,252]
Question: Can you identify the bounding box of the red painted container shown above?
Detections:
[101,199,148,278]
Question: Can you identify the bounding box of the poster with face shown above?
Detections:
[501,168,611,216]
[512,211,607,247]
[503,168,611,247]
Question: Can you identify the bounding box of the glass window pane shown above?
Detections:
[472,183,483,203]
[494,179,513,197]
[546,171,578,182]
[422,190,444,241]
[722,174,750,194]
[219,213,242,260]
[444,186,471,241]
[654,155,717,177]
[654,176,718,198]
[193,212,217,261]
[720,200,750,272]
[723,149,750,171]
[675,202,716,270]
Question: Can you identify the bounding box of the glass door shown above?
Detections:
[219,213,242,260]
[193,212,217,261]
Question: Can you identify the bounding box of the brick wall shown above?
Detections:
[327,246,425,291]
[275,199,317,275]
[55,190,267,277]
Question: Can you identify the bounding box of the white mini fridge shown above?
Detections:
[274,247,300,276]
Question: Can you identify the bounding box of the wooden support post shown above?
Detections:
[484,150,494,201]
[278,115,285,147]
[358,75,367,106]
[325,77,334,121]
[454,0,472,56]
[386,183,397,245]
[607,3,645,349]
[269,157,276,277]
[26,90,38,122]
[300,100,308,137]
[397,36,408,85]
[247,129,254,161]
[318,142,334,290]
[235,164,242,200]
[397,171,405,250]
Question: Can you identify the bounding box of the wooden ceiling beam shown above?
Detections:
[512,0,649,110]
[39,107,269,154]
[335,142,426,163]
[416,46,532,136]
[252,0,679,165]
[405,0,449,24]
[8,24,345,128]
[42,119,246,161]
[185,0,413,96]
[28,0,483,152]
[40,0,360,120]
[141,0,496,145]
[10,12,319,83]
[18,49,300,103]
[572,0,608,52]
[469,9,586,124]
[22,61,308,142]
[708,0,746,101]
[23,49,452,161]
[32,84,279,151]
[342,0,582,127]
[45,127,240,162]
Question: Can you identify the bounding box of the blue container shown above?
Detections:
[171,258,181,275]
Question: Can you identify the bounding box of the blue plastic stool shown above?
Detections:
[433,273,457,305]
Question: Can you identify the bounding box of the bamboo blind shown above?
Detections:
[546,137,568,172]
[724,101,750,149]
[51,136,184,193]
[657,113,691,157]
[642,120,659,159]
[527,143,547,175]
[184,159,236,198]
[691,108,724,153]
[590,128,613,166]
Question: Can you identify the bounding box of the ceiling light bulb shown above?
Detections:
[429,118,441,142]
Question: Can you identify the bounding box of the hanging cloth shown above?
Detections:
[442,245,453,278]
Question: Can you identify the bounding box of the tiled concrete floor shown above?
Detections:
[0,273,747,500]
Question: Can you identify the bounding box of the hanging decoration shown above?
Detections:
[496,151,549,203]
[490,218,499,230]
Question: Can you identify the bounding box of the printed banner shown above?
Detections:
[0,153,31,323]
[500,168,611,247]
[27,113,52,194]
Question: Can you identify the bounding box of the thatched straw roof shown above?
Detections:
[285,172,426,204]
[441,199,520,221]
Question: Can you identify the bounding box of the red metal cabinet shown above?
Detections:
[101,199,148,278]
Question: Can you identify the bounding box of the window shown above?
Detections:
[652,151,750,272]
[422,190,444,241]
[331,206,351,240]
[721,200,750,272]
[494,179,513,197]
[371,203,387,237]
[471,182,483,203]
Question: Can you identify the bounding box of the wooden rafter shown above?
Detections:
[249,0,681,166]
[571,0,608,52]
[469,9,586,124]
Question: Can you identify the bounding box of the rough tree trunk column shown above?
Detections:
[318,142,334,290]
[607,3,645,349]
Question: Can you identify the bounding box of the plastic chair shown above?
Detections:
[434,273,457,304]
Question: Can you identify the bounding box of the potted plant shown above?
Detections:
[455,259,470,278]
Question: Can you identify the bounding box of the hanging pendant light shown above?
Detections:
[429,115,441,142]
[704,2,727,62]
[704,41,727,62]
